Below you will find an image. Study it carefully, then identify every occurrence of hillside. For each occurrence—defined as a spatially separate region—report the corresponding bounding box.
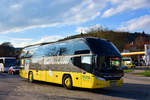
[61,30,150,52]
[0,42,22,57]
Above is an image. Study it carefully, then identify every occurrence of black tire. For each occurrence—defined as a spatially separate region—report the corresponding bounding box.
[28,72,34,83]
[62,75,73,89]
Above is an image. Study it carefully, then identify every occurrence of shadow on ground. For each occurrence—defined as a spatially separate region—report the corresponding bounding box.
[0,73,150,100]
[30,80,150,100]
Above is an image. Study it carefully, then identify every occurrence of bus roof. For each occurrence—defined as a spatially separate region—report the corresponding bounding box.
[23,37,121,57]
[24,37,107,48]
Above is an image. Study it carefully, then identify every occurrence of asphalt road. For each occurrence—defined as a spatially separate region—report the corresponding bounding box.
[0,73,150,100]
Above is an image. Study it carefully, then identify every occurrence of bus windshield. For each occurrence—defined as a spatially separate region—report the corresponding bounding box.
[86,38,121,57]
[97,56,121,72]
[4,59,16,67]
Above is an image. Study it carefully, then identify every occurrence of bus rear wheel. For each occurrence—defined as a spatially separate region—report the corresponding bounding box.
[28,72,34,83]
[63,75,73,89]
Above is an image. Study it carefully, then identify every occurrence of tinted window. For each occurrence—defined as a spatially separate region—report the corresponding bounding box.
[32,46,43,57]
[57,41,73,55]
[20,50,27,58]
[13,66,20,69]
[34,41,74,56]
[32,43,60,57]
[21,39,91,57]
[21,46,38,58]
[81,56,92,72]
[73,40,90,55]
[73,56,92,72]
[43,43,59,56]
[86,38,121,57]
[4,59,16,67]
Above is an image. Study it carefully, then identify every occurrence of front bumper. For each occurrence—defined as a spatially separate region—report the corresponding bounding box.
[92,77,123,89]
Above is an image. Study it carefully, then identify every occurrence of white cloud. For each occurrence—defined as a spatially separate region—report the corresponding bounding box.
[76,24,102,33]
[118,14,150,33]
[10,35,64,47]
[35,35,64,44]
[10,4,22,9]
[0,0,106,34]
[109,0,121,4]
[102,0,150,18]
[10,38,33,47]
[76,27,88,33]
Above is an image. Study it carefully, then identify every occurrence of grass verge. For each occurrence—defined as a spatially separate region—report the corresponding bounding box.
[135,70,150,77]
[123,69,134,73]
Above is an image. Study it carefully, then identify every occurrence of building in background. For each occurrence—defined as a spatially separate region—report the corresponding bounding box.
[145,44,150,66]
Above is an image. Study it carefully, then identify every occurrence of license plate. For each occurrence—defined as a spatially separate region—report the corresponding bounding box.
[110,81,116,86]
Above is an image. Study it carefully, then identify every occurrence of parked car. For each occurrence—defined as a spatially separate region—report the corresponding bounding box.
[122,57,135,68]
[121,65,128,69]
[8,66,20,75]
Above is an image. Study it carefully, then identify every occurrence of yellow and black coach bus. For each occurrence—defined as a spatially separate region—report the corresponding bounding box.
[19,37,124,89]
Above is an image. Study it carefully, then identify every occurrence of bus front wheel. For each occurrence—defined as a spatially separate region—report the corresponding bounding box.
[63,75,73,89]
[28,72,34,83]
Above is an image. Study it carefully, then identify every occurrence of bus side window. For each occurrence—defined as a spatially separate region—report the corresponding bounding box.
[72,56,92,72]
[81,56,92,72]
[57,41,73,56]
[73,40,90,55]
[72,56,81,67]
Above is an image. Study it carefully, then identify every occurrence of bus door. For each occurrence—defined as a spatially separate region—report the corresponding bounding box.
[39,67,46,81]
[73,55,93,88]
[38,57,46,81]
[81,56,93,88]
[24,59,30,78]
[31,57,41,80]
[34,65,40,80]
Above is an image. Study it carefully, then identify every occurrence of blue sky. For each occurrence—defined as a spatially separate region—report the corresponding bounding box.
[0,0,150,47]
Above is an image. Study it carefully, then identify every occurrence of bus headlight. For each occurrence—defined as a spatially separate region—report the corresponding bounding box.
[95,76,106,81]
